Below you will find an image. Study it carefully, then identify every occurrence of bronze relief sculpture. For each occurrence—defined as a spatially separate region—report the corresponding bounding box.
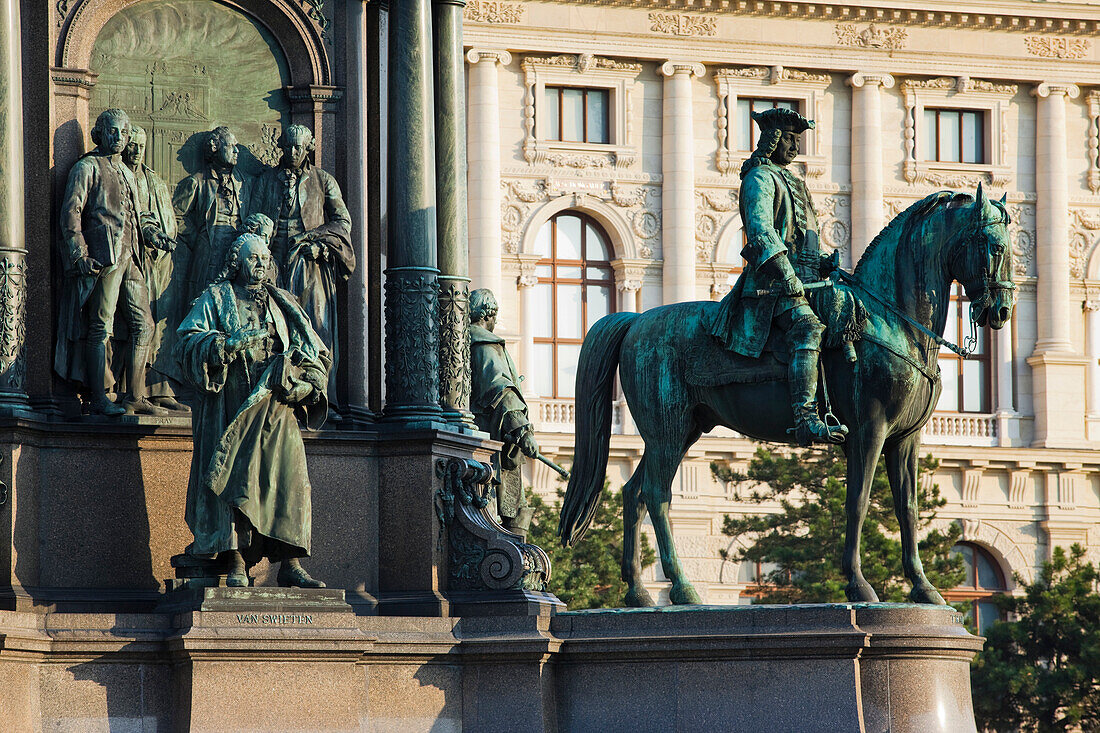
[55,108,174,416]
[248,125,354,423]
[559,109,1016,608]
[175,233,329,588]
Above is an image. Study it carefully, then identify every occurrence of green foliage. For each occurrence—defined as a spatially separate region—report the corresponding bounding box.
[528,483,656,610]
[715,445,963,604]
[971,544,1100,733]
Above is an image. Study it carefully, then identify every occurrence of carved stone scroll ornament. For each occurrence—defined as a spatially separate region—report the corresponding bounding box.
[435,457,551,592]
[464,1,525,24]
[649,12,717,37]
[835,23,908,51]
[1025,36,1091,59]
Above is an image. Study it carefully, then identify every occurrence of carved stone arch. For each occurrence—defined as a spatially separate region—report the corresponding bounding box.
[949,518,1034,589]
[58,0,331,87]
[1084,231,1100,280]
[519,194,638,260]
[718,535,755,585]
[713,212,743,266]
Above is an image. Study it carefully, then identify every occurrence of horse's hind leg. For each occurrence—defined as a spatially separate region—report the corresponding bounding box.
[621,471,655,607]
[843,425,887,602]
[885,434,946,605]
[639,441,703,605]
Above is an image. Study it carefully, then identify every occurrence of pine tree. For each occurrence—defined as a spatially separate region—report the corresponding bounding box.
[528,483,656,610]
[971,544,1100,733]
[714,445,964,604]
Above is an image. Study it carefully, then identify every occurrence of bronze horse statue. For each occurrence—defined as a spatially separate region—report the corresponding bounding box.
[559,186,1015,606]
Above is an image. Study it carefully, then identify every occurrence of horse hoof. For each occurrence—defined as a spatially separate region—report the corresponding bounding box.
[670,583,702,605]
[845,581,879,602]
[909,584,946,605]
[624,586,657,608]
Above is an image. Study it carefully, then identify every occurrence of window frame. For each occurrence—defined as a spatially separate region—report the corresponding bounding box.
[736,97,801,152]
[937,283,993,414]
[942,542,1008,634]
[543,85,611,145]
[532,212,616,398]
[922,107,987,164]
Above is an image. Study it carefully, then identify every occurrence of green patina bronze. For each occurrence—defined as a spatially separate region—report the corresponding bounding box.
[559,176,1016,607]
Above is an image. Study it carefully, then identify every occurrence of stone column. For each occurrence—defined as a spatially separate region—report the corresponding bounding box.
[0,0,29,415]
[848,72,894,263]
[660,62,704,305]
[433,0,475,431]
[466,49,511,297]
[1027,82,1088,447]
[288,85,344,173]
[1086,298,1100,440]
[612,258,646,314]
[995,328,1018,446]
[383,0,443,426]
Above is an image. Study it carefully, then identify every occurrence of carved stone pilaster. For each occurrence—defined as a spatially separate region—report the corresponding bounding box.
[383,268,443,423]
[435,457,553,594]
[438,276,474,427]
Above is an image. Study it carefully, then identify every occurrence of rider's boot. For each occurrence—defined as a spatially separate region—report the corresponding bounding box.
[788,347,848,445]
[503,506,535,542]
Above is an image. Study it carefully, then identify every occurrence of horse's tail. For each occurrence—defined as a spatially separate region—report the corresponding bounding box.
[559,311,638,547]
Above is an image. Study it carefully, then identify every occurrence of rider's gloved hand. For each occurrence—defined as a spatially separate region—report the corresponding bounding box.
[765,255,804,297]
[820,250,840,275]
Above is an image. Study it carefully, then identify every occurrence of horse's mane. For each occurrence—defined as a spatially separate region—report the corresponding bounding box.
[853,191,968,276]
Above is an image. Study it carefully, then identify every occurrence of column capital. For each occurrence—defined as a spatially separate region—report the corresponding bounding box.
[1034,82,1081,99]
[847,72,895,89]
[660,61,705,79]
[611,258,647,292]
[466,48,512,66]
[516,253,541,287]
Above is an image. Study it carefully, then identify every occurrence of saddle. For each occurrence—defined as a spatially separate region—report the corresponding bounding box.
[686,282,866,388]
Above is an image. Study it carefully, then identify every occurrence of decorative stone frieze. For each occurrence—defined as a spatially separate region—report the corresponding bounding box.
[1024,36,1091,59]
[1069,208,1100,279]
[834,22,908,51]
[714,66,830,178]
[464,0,525,24]
[649,12,717,37]
[815,194,852,264]
[521,54,643,170]
[899,76,1016,188]
[1008,203,1037,277]
[694,188,739,264]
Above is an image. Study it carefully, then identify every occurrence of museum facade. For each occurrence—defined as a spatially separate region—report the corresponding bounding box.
[459,0,1100,610]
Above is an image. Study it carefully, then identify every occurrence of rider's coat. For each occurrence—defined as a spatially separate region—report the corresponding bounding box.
[706,158,824,358]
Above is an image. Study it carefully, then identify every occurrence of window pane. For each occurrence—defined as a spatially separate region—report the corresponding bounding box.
[943,300,959,343]
[976,550,1003,590]
[562,88,584,142]
[587,285,611,331]
[938,360,959,411]
[532,343,554,396]
[535,264,552,278]
[534,221,552,258]
[556,284,584,339]
[555,215,583,259]
[532,283,553,338]
[544,88,560,141]
[557,344,581,398]
[977,601,1000,635]
[587,90,609,144]
[938,110,961,162]
[586,223,610,260]
[737,99,752,151]
[951,545,976,586]
[556,265,583,280]
[776,100,795,111]
[923,109,937,161]
[962,360,986,413]
[962,111,982,164]
[587,266,612,280]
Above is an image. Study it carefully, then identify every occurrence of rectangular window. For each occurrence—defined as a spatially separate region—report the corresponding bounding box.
[936,285,992,413]
[923,108,985,164]
[736,98,798,152]
[544,87,610,144]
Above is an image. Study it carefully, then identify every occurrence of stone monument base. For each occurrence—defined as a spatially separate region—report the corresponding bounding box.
[0,601,981,731]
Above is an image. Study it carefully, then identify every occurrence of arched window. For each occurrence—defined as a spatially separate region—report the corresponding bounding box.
[943,542,1008,633]
[531,212,615,398]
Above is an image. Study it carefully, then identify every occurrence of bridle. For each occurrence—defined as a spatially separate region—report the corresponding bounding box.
[950,200,1015,354]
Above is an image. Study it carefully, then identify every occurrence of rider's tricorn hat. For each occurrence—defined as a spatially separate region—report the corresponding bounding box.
[751,107,815,133]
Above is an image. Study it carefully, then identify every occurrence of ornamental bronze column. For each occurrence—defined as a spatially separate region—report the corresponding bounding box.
[383,0,443,426]
[432,0,476,431]
[0,0,30,416]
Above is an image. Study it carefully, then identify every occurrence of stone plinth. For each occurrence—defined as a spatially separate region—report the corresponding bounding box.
[165,587,372,733]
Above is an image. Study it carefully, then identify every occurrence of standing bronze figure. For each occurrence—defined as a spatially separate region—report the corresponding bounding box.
[559,112,1015,606]
[55,108,172,416]
[469,289,539,540]
[249,125,354,423]
[175,233,329,588]
[123,125,189,413]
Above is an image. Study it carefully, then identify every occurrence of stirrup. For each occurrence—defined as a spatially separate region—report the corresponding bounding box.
[788,417,849,446]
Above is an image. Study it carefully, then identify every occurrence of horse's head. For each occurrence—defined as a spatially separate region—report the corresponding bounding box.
[949,183,1015,330]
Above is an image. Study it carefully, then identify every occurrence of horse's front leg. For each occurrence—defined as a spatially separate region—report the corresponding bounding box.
[885,434,946,605]
[843,426,887,602]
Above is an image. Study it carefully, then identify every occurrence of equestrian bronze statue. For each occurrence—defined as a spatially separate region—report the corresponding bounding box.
[559,110,1015,608]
